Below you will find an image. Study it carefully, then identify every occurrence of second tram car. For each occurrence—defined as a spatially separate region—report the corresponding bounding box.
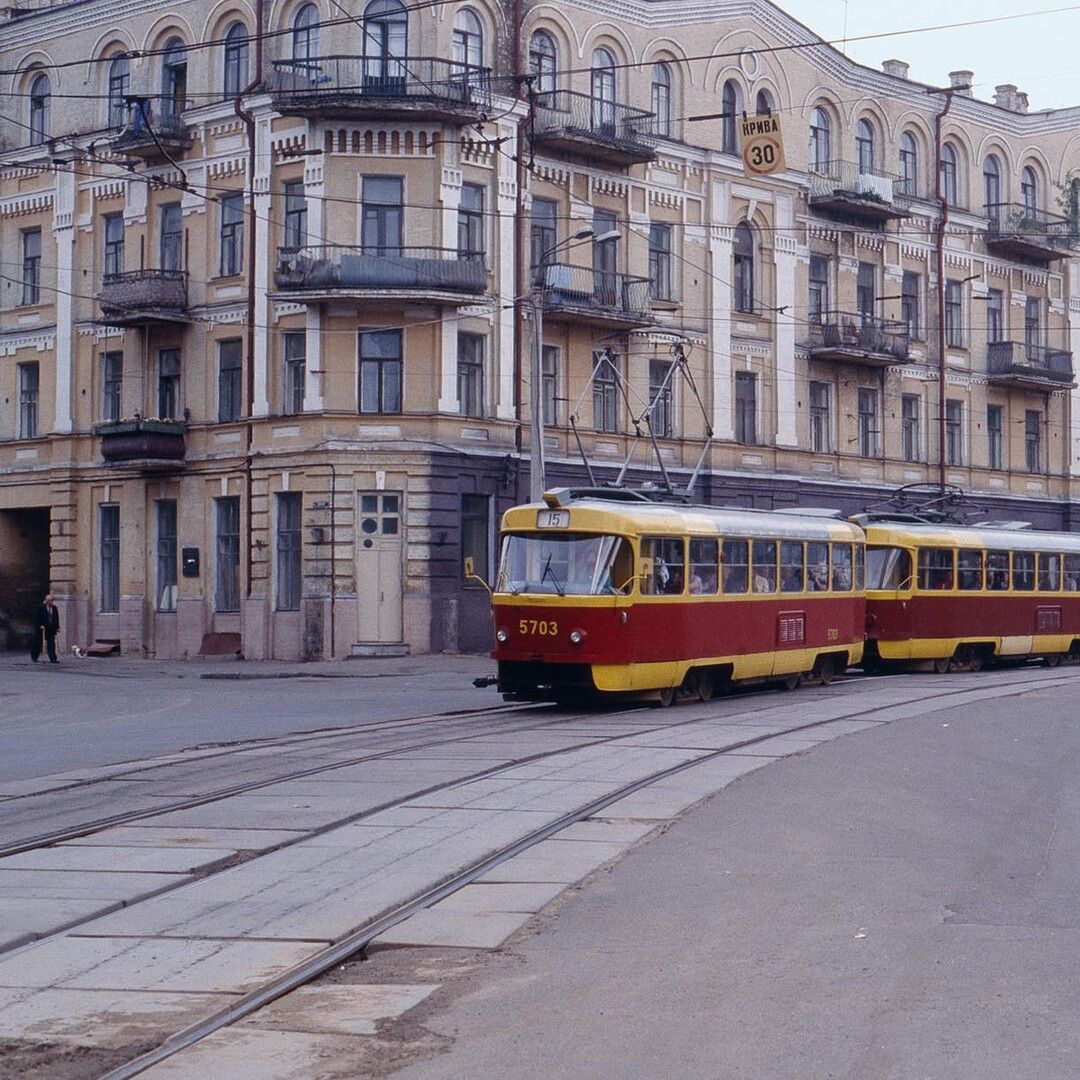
[491,490,866,703]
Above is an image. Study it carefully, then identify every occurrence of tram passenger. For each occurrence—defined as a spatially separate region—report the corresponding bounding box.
[809,563,829,591]
[988,569,1008,591]
[688,573,704,594]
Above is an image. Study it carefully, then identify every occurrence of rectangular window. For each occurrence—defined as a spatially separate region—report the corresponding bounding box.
[457,332,485,418]
[957,549,983,591]
[649,359,674,439]
[99,504,120,613]
[901,271,920,339]
[461,493,490,584]
[359,329,403,414]
[103,213,124,278]
[457,183,485,262]
[918,547,954,591]
[283,332,305,415]
[808,254,830,321]
[856,262,876,321]
[986,289,1004,343]
[642,537,686,595]
[1065,554,1080,591]
[1012,551,1035,591]
[648,223,673,300]
[219,193,244,276]
[17,362,39,439]
[780,541,805,593]
[542,345,559,426]
[857,387,879,457]
[945,279,964,347]
[21,229,41,305]
[215,496,241,612]
[1025,410,1042,472]
[987,550,1010,591]
[1025,295,1042,352]
[721,539,749,594]
[218,339,242,422]
[807,542,830,591]
[735,371,756,446]
[276,492,302,611]
[689,539,719,594]
[831,543,853,591]
[530,197,558,272]
[158,348,180,420]
[361,176,403,255]
[159,203,182,271]
[945,399,963,466]
[156,499,178,612]
[752,540,777,594]
[809,381,831,453]
[101,351,123,422]
[593,350,619,433]
[283,181,307,250]
[901,393,921,462]
[987,405,1004,470]
[1038,553,1062,592]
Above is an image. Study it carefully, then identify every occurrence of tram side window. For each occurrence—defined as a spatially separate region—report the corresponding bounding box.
[1038,553,1062,592]
[1065,554,1080,591]
[1012,551,1035,591]
[831,544,852,591]
[957,550,983,591]
[854,545,865,591]
[780,541,804,593]
[641,537,686,595]
[866,546,912,590]
[918,548,954,590]
[721,539,749,594]
[752,540,777,594]
[689,538,719,595]
[807,541,830,591]
[987,550,1009,591]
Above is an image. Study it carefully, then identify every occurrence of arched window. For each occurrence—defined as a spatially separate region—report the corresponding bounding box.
[161,38,188,122]
[363,0,407,85]
[651,62,671,137]
[733,221,754,313]
[856,118,875,174]
[107,55,130,129]
[28,73,50,145]
[721,79,740,154]
[528,30,557,101]
[292,4,319,66]
[983,154,1002,219]
[1021,166,1038,215]
[899,131,918,195]
[223,22,249,96]
[453,8,483,70]
[809,106,830,172]
[940,142,959,207]
[755,88,774,115]
[590,48,616,133]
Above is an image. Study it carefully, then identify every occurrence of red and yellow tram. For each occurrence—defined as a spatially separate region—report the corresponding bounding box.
[862,518,1080,671]
[490,489,866,703]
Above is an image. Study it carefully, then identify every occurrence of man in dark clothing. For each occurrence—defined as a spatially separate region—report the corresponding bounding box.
[31,594,60,664]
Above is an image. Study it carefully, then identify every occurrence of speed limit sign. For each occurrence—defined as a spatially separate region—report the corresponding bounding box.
[740,113,786,177]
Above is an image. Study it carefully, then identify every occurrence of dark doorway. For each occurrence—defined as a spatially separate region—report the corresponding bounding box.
[0,508,50,649]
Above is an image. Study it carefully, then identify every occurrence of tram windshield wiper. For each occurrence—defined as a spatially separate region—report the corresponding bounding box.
[540,554,566,597]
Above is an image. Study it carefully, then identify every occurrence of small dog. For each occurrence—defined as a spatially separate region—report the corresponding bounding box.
[71,645,85,658]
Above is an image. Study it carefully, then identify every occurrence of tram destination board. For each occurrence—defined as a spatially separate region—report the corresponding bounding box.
[740,113,785,176]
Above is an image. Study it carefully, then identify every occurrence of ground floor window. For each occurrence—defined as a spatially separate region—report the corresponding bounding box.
[156,499,178,612]
[276,492,302,611]
[461,493,490,583]
[100,504,120,612]
[215,496,240,612]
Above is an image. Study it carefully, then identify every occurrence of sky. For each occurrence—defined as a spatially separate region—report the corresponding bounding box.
[777,1,1080,111]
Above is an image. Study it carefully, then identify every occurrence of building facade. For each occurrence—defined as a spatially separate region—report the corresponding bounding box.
[2,0,1080,658]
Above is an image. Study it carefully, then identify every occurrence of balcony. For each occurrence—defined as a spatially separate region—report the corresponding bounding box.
[94,419,186,469]
[97,270,189,326]
[109,97,192,160]
[532,90,658,167]
[269,56,491,124]
[536,264,653,330]
[805,311,910,367]
[987,340,1075,389]
[273,246,487,303]
[808,161,913,224]
[985,204,1075,263]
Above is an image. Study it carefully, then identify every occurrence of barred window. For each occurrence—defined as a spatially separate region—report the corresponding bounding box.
[276,492,302,611]
[156,499,178,612]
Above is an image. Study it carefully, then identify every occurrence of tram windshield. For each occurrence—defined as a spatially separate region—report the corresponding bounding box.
[496,532,634,596]
[866,545,913,590]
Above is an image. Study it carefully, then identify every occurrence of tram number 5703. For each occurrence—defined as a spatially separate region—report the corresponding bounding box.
[519,619,559,637]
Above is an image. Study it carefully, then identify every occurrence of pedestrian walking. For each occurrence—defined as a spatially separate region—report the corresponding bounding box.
[31,593,61,664]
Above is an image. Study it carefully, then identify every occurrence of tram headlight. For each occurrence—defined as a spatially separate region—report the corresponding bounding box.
[569,629,585,645]
[496,627,509,644]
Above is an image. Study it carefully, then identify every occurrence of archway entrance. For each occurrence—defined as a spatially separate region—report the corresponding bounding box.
[0,508,50,649]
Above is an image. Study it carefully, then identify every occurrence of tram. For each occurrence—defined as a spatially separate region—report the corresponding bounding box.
[861,517,1080,671]
[489,488,866,704]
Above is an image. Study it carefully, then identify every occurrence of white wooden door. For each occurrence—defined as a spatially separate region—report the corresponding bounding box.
[356,492,403,642]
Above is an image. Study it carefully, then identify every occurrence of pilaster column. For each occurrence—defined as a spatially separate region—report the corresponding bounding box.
[773,194,798,447]
[708,178,735,440]
[1067,268,1080,476]
[52,166,75,432]
[252,116,272,418]
[495,120,517,420]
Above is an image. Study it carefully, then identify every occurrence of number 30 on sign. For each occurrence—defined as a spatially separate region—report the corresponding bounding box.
[740,113,785,177]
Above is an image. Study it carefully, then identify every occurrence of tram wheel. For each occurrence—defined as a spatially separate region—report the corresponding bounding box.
[814,656,835,686]
[656,687,677,708]
[694,672,715,702]
[933,658,952,674]
[1043,653,1063,668]
[781,673,802,692]
[967,650,984,673]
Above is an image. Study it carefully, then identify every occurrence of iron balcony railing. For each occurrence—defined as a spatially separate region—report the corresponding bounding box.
[533,89,658,153]
[275,246,487,294]
[987,340,1074,383]
[808,160,914,213]
[270,55,492,113]
[805,310,910,362]
[535,263,652,322]
[985,203,1075,254]
[94,419,186,465]
[98,269,188,320]
[111,96,191,146]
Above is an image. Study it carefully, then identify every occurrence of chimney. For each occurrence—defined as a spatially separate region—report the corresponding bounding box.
[949,70,974,97]
[882,59,909,79]
[994,84,1029,113]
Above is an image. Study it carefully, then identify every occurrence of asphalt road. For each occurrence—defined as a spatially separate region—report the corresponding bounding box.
[398,678,1080,1080]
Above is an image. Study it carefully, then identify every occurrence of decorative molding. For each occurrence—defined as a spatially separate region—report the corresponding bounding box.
[0,331,55,354]
[0,191,53,218]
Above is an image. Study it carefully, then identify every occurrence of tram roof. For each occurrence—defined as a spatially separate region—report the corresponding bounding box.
[865,519,1080,553]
